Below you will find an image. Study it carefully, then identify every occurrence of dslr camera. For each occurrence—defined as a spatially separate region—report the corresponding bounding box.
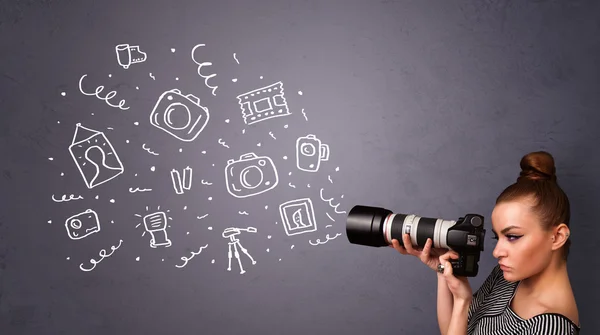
[346,205,486,277]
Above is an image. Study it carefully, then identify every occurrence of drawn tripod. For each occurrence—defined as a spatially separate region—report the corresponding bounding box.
[222,227,257,274]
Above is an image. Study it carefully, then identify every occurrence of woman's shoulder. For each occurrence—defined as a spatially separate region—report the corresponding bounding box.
[525,312,581,334]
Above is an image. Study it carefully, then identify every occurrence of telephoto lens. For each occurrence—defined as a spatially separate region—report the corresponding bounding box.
[346,205,486,277]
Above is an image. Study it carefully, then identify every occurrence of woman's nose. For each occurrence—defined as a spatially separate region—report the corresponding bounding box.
[492,242,504,259]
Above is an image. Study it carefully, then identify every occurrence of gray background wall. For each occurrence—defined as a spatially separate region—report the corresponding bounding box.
[1,0,599,334]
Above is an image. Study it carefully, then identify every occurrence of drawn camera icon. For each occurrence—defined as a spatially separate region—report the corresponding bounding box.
[65,209,101,240]
[225,152,279,198]
[150,89,210,142]
[296,134,329,172]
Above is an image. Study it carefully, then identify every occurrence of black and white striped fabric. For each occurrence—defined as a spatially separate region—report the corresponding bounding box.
[467,265,581,335]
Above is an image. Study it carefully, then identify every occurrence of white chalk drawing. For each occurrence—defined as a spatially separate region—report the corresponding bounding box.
[150,89,210,142]
[288,182,296,188]
[225,153,278,198]
[69,123,124,189]
[217,138,230,148]
[279,198,317,236]
[233,53,240,64]
[269,131,276,140]
[65,209,101,240]
[236,81,291,125]
[326,213,335,222]
[79,239,123,272]
[149,73,156,80]
[328,175,333,183]
[238,211,249,215]
[319,188,346,214]
[301,108,308,121]
[222,227,257,274]
[309,233,341,246]
[201,180,212,185]
[142,143,159,155]
[78,74,130,110]
[171,166,193,194]
[115,44,147,69]
[52,194,83,202]
[197,214,209,220]
[129,187,152,193]
[191,44,218,96]
[296,134,329,173]
[175,244,208,268]
[134,206,172,248]
[325,225,333,228]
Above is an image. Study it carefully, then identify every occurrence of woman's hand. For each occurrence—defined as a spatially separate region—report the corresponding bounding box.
[390,233,450,272]
[439,251,473,302]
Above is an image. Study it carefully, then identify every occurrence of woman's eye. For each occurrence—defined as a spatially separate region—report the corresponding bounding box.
[506,235,522,241]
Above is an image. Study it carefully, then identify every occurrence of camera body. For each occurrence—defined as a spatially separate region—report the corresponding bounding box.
[346,205,486,277]
[65,209,101,240]
[150,89,210,142]
[225,152,279,198]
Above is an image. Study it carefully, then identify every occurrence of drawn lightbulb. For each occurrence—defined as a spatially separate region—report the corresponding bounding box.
[134,206,173,248]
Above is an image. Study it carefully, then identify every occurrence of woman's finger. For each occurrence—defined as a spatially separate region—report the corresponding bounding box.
[402,233,416,255]
[420,238,432,261]
[390,239,408,255]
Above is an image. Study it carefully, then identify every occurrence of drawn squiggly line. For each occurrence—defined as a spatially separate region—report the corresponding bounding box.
[328,175,333,184]
[175,244,209,268]
[142,143,159,155]
[218,138,229,148]
[191,44,218,96]
[201,180,213,185]
[269,131,276,140]
[129,187,152,193]
[197,214,209,220]
[289,182,296,188]
[52,194,83,203]
[319,188,346,214]
[302,108,307,121]
[233,53,240,64]
[80,239,123,272]
[325,225,333,228]
[107,127,114,130]
[78,74,130,110]
[149,73,155,80]
[238,211,249,215]
[326,213,335,222]
[309,233,341,246]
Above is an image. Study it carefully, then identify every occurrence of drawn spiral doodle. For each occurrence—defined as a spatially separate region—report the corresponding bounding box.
[191,43,218,96]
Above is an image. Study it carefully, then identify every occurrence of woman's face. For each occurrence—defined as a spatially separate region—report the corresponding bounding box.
[491,199,554,282]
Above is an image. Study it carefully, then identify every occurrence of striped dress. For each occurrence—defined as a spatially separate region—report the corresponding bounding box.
[467,265,581,335]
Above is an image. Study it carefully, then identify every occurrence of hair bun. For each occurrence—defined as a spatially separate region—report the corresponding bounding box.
[517,151,557,182]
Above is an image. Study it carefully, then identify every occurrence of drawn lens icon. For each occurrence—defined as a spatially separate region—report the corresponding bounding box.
[301,143,315,156]
[70,219,82,229]
[165,103,191,130]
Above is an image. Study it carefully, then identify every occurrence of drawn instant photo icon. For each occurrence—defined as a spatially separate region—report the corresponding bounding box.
[65,209,101,240]
[279,198,317,236]
[225,153,278,198]
[236,81,291,125]
[69,123,124,189]
[150,89,210,142]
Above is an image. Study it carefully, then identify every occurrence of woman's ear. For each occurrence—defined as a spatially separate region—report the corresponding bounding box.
[551,223,570,250]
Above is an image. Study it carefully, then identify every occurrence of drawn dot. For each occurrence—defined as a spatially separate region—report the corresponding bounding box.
[91,113,95,115]
[307,184,311,188]
[279,258,282,261]
[267,235,272,239]
[242,129,246,134]
[57,121,60,124]
[201,150,206,154]
[48,157,54,161]
[232,78,238,82]
[260,76,263,79]
[275,221,279,225]
[136,257,140,261]
[288,172,292,176]
[47,220,52,224]
[179,148,183,152]
[60,172,64,176]
[208,226,213,230]
[111,220,114,224]
[175,77,179,81]
[225,119,230,123]
[151,166,155,171]
[61,92,66,96]
[95,195,99,200]
[186,232,190,235]
[134,122,139,126]
[257,143,261,147]
[66,257,70,260]
[183,206,187,210]
[126,140,130,143]
[136,86,139,90]
[208,197,212,201]
[162,259,165,262]
[283,156,288,160]
[211,259,215,264]
[266,248,270,252]
[291,245,295,249]
[298,91,303,95]
[284,124,288,129]
[135,173,138,177]
[110,199,115,203]
[212,163,215,167]
[336,167,340,171]
[341,194,344,198]
[171,48,176,53]
[108,74,112,78]
[265,205,268,210]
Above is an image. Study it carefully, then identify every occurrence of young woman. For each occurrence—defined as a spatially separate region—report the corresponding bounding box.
[391,151,580,335]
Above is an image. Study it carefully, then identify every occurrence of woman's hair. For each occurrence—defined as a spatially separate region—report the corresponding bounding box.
[495,151,571,260]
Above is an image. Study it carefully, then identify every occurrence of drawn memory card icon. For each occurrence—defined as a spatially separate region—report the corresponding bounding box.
[279,198,317,236]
